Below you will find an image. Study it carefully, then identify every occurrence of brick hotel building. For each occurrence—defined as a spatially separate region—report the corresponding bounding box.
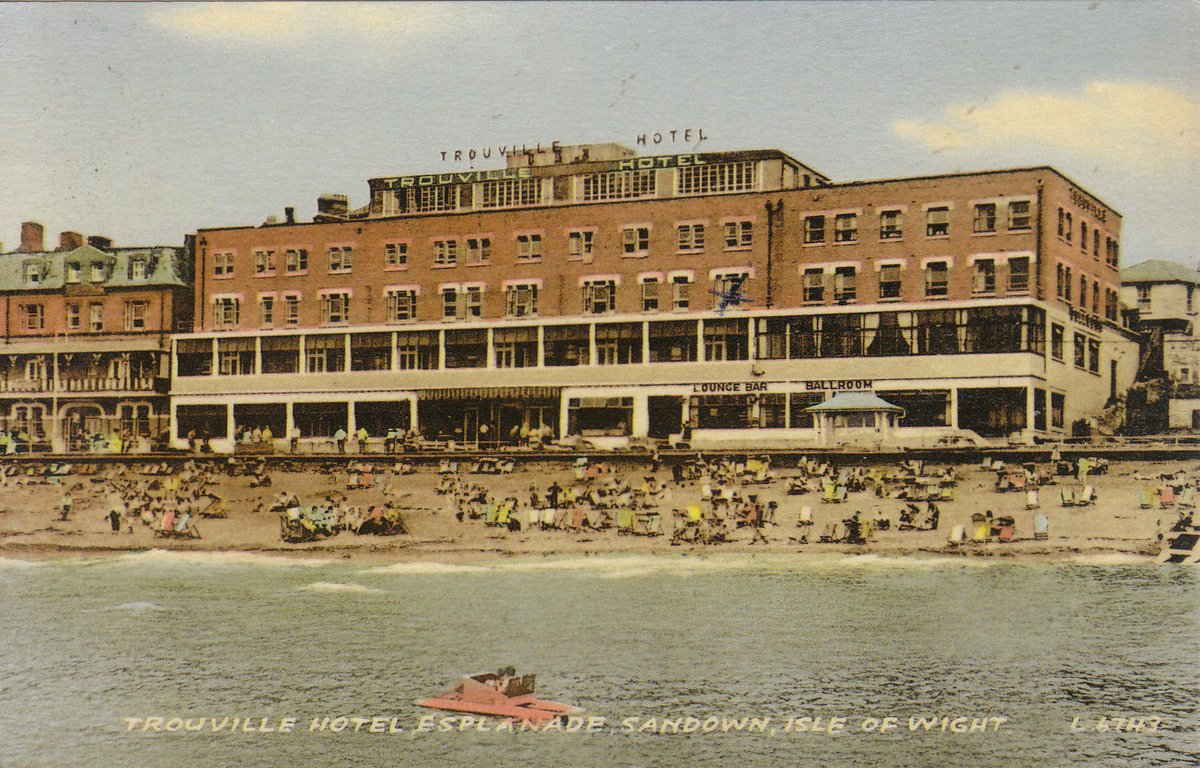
[0,223,192,451]
[170,142,1138,451]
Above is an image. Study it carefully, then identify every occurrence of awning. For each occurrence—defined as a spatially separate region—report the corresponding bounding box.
[421,386,562,401]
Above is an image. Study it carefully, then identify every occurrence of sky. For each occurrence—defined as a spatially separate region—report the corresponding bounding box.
[0,1,1196,268]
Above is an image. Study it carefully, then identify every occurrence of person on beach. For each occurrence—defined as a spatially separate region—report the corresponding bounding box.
[107,508,122,534]
[289,426,301,454]
[334,427,347,453]
[59,490,73,521]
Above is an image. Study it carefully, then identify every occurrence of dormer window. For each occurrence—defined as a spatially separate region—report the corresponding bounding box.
[65,262,81,283]
[128,259,146,281]
[90,261,106,282]
[22,261,44,285]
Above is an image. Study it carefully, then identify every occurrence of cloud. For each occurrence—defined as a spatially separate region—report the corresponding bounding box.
[893,82,1200,173]
[146,2,446,45]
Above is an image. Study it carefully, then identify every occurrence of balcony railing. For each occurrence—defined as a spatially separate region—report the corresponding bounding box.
[0,376,156,393]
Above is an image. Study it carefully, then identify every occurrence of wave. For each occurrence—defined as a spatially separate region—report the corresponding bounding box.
[0,556,48,569]
[100,601,170,612]
[112,550,336,568]
[298,581,386,595]
[360,561,492,576]
[1066,553,1157,566]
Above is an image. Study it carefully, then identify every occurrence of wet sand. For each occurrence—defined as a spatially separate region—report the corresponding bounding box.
[0,458,1184,563]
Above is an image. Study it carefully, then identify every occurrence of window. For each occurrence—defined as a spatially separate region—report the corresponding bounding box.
[926,207,950,237]
[433,239,458,266]
[973,203,997,233]
[834,213,857,243]
[1080,222,1088,251]
[284,295,300,325]
[442,286,483,320]
[285,249,308,273]
[804,215,826,244]
[1136,285,1150,310]
[214,253,234,276]
[1051,392,1065,429]
[581,170,656,201]
[328,246,352,273]
[1057,208,1065,238]
[1051,324,1064,361]
[464,237,491,264]
[23,262,43,285]
[253,250,275,274]
[385,243,408,268]
[385,289,417,322]
[1092,282,1100,314]
[832,267,856,303]
[723,220,753,249]
[879,264,901,299]
[1088,338,1100,374]
[641,278,660,312]
[879,210,902,239]
[714,273,751,308]
[583,280,617,314]
[1092,229,1100,260]
[1064,267,1073,302]
[1079,275,1087,309]
[87,302,103,332]
[481,177,541,208]
[413,184,459,213]
[676,161,756,195]
[320,292,350,324]
[22,303,44,331]
[972,259,996,294]
[1064,212,1073,242]
[504,283,538,317]
[567,230,595,260]
[259,296,274,326]
[213,297,240,327]
[1008,257,1030,292]
[1073,333,1086,369]
[622,227,650,255]
[123,300,148,331]
[1008,200,1031,230]
[803,268,825,302]
[677,223,705,252]
[516,234,542,261]
[1056,264,1064,298]
[671,275,692,310]
[129,259,147,280]
[65,262,81,283]
[66,304,81,331]
[924,261,949,296]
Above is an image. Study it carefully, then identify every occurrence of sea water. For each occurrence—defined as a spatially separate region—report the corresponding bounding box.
[1,553,1196,767]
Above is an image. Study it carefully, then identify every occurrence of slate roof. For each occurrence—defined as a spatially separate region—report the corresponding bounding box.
[0,244,190,291]
[1121,259,1199,285]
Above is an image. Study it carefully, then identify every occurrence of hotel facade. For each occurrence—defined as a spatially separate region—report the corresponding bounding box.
[0,223,192,452]
[170,143,1139,452]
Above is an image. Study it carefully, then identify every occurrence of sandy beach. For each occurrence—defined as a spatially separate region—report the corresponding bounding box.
[0,455,1185,564]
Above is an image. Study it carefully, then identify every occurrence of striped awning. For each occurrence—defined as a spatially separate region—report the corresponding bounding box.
[422,386,562,401]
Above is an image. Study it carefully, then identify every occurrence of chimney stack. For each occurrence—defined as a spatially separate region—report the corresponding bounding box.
[58,231,83,251]
[317,194,348,217]
[87,235,113,250]
[285,206,295,224]
[19,222,44,253]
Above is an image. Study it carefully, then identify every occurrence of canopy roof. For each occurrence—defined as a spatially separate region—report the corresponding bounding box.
[803,392,903,413]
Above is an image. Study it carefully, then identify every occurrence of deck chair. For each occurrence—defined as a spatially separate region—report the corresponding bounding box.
[1138,488,1154,509]
[615,508,635,534]
[1159,487,1177,508]
[1011,474,1027,491]
[525,508,540,529]
[1033,513,1049,540]
[1060,488,1075,507]
[686,504,703,524]
[346,474,361,490]
[798,505,813,526]
[360,473,375,489]
[496,503,512,527]
[637,512,664,536]
[998,524,1015,542]
[832,486,848,503]
[570,507,588,530]
[1178,486,1196,509]
[540,509,558,529]
[1077,485,1095,506]
[1025,489,1039,510]
[483,503,498,525]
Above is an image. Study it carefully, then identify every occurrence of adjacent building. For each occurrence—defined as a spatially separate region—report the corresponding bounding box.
[171,143,1139,452]
[1120,259,1200,430]
[0,222,192,451]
